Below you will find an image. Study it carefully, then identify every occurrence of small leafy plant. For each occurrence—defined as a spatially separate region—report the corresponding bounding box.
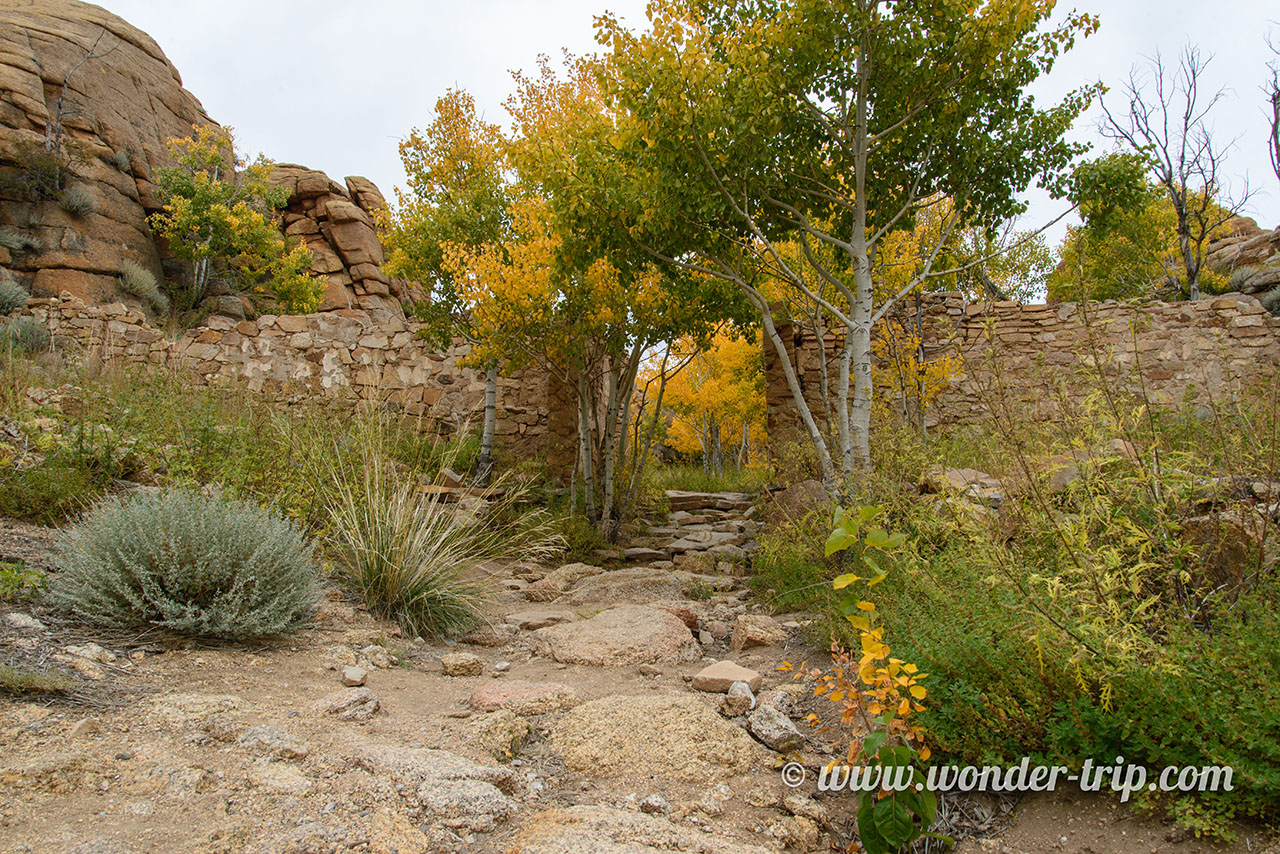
[784,505,948,854]
[0,561,44,602]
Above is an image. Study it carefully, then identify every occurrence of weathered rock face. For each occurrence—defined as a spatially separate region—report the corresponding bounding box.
[1206,216,1280,297]
[0,1,410,322]
[0,0,213,303]
[270,164,418,320]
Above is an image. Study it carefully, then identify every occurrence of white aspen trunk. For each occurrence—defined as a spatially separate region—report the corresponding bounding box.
[600,369,620,531]
[847,42,875,474]
[759,300,837,486]
[836,327,856,477]
[576,367,597,520]
[476,366,498,486]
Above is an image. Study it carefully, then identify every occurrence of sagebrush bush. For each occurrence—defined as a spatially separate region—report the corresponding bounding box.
[58,184,96,218]
[118,260,169,313]
[0,278,27,315]
[1262,288,1280,317]
[51,489,322,640]
[0,227,41,253]
[1,317,49,354]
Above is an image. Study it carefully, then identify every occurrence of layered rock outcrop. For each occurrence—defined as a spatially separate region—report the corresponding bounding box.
[1206,216,1280,297]
[270,165,419,320]
[0,0,213,303]
[0,0,409,321]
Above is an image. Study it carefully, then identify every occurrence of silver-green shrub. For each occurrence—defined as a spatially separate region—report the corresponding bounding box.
[0,317,49,353]
[0,278,27,315]
[59,184,97,218]
[118,260,169,313]
[1263,288,1280,317]
[51,489,322,640]
[0,227,40,253]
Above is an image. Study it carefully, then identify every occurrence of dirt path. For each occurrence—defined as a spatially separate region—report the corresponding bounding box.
[1,499,1273,853]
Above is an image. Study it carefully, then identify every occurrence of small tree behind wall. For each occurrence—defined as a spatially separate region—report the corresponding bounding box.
[149,125,319,317]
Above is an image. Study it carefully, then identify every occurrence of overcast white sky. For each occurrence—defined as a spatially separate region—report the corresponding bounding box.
[97,0,1280,240]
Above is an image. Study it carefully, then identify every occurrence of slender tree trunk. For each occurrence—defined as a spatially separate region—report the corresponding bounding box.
[812,311,836,450]
[621,349,673,522]
[759,299,837,486]
[1179,228,1200,300]
[847,46,875,475]
[836,325,855,476]
[710,418,723,477]
[599,369,620,530]
[476,365,498,486]
[576,366,597,521]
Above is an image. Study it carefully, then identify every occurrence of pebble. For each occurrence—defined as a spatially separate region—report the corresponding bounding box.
[341,665,368,687]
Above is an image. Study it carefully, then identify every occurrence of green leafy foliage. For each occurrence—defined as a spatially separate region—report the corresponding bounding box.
[149,124,319,315]
[1049,183,1232,302]
[50,489,321,640]
[0,561,44,602]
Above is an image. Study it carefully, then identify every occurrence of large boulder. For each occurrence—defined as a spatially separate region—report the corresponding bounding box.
[1205,216,1280,296]
[532,605,699,666]
[551,694,767,783]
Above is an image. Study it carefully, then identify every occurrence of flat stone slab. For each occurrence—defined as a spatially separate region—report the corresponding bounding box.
[353,743,515,832]
[692,660,763,693]
[562,568,683,605]
[510,805,772,854]
[665,490,754,512]
[731,614,787,651]
[470,680,580,716]
[533,605,699,666]
[623,546,668,562]
[667,530,740,553]
[505,608,577,631]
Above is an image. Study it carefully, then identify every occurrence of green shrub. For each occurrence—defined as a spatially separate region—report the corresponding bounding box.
[0,454,103,524]
[0,561,45,601]
[0,317,50,354]
[0,227,41,254]
[0,665,72,697]
[749,511,835,613]
[0,278,27,315]
[0,138,66,201]
[50,489,322,640]
[118,260,169,313]
[58,184,96,218]
[327,438,561,638]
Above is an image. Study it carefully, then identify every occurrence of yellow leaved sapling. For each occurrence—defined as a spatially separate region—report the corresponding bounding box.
[781,505,948,854]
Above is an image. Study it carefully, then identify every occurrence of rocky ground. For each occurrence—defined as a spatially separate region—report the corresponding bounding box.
[0,493,1274,854]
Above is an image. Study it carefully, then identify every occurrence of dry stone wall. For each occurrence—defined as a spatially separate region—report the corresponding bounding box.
[766,292,1280,449]
[18,295,564,465]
